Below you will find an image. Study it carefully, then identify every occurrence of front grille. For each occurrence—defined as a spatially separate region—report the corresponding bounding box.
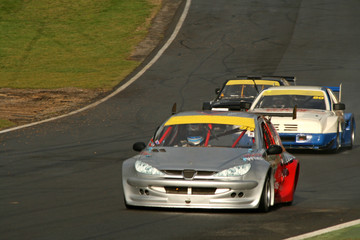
[165,187,217,195]
[192,187,216,195]
[165,187,188,194]
[163,170,215,177]
[163,170,182,175]
[280,136,296,142]
[183,169,196,179]
[196,171,216,176]
[274,124,298,132]
[284,124,298,131]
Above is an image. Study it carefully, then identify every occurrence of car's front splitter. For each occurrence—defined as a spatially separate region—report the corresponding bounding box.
[279,132,337,150]
[123,177,263,209]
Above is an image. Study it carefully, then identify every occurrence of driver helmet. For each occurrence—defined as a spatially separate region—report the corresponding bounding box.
[187,136,204,145]
[186,124,205,146]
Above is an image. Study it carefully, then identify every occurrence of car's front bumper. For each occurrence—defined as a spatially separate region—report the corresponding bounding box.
[123,177,263,209]
[279,132,337,150]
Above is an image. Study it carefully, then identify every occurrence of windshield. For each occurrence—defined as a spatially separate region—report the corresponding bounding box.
[153,123,255,148]
[219,83,277,100]
[219,85,258,100]
[255,94,326,110]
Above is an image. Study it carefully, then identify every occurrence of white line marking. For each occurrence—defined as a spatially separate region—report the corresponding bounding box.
[0,0,192,135]
[283,219,360,240]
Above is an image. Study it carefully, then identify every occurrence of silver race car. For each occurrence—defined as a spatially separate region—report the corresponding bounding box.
[122,111,299,212]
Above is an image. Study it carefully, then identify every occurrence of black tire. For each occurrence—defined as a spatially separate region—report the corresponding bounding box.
[258,175,271,212]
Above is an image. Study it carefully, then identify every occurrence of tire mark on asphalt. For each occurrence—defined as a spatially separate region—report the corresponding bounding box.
[177,34,227,111]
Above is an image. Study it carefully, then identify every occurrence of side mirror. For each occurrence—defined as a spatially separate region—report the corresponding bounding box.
[215,88,221,94]
[333,103,345,110]
[266,145,283,155]
[202,101,212,110]
[133,142,146,152]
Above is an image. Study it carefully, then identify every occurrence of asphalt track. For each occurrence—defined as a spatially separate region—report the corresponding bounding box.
[1,1,360,239]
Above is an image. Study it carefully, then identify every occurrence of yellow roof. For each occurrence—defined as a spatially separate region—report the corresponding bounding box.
[164,115,255,130]
[262,89,324,97]
[226,80,280,86]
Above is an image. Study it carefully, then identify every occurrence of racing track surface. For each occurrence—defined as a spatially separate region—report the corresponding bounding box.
[1,1,360,239]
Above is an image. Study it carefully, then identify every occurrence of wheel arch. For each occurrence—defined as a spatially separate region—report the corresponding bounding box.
[343,113,356,147]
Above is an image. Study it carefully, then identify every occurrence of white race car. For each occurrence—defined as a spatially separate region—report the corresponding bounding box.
[249,85,355,151]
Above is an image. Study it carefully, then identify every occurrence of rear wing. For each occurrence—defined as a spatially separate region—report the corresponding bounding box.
[234,75,296,85]
[260,76,297,85]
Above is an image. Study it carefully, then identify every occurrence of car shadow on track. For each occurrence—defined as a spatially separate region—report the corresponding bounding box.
[287,146,357,155]
[123,203,292,214]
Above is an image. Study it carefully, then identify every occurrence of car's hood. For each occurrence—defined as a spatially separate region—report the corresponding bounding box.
[251,108,333,120]
[251,108,338,133]
[137,147,262,171]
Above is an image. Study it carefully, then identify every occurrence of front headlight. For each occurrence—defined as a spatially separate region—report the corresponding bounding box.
[296,134,313,142]
[214,163,251,177]
[135,160,164,176]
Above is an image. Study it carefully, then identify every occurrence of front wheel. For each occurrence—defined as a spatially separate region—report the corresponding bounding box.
[258,176,271,212]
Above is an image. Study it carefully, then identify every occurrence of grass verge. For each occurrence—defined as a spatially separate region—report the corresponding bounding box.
[0,0,162,129]
[305,224,360,240]
[0,119,16,129]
